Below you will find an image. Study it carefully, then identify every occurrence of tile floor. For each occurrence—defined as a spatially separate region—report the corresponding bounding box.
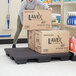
[0,43,76,76]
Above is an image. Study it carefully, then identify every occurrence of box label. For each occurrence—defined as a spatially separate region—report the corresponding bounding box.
[28,12,43,21]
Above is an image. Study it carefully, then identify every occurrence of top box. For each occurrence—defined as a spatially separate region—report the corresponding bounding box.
[23,10,52,30]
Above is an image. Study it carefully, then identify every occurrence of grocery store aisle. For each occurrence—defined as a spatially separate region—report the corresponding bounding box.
[0,44,76,76]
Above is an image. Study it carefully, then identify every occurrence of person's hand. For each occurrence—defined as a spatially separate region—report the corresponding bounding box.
[48,8,52,11]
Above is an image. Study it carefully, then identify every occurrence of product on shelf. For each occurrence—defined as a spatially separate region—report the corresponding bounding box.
[54,0,60,2]
[67,12,76,26]
[40,0,51,3]
[57,15,61,23]
[69,36,76,52]
[40,0,60,4]
[73,38,76,52]
[69,37,74,51]
[45,0,51,3]
[64,0,76,2]
[52,14,57,22]
[52,13,61,23]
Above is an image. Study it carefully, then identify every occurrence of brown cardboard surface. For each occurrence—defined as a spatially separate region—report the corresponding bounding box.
[28,31,35,50]
[23,10,52,30]
[35,30,69,54]
[35,31,42,53]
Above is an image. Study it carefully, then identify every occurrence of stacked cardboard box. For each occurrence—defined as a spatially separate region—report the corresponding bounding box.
[28,30,35,50]
[35,30,69,54]
[23,10,69,54]
[23,10,52,30]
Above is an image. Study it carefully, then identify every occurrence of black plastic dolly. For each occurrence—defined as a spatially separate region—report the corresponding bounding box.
[70,52,76,61]
[5,48,71,64]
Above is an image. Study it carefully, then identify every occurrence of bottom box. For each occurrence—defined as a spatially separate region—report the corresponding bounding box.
[35,30,69,54]
[28,30,35,50]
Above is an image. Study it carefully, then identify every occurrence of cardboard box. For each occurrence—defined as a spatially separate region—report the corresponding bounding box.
[23,10,52,30]
[28,30,35,50]
[35,30,69,54]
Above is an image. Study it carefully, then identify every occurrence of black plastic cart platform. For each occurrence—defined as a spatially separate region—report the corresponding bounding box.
[5,48,71,64]
[70,52,76,61]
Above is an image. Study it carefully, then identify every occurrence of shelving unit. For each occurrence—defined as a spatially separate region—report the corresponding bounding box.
[0,36,26,39]
[64,1,76,4]
[61,0,76,37]
[37,2,61,27]
[48,2,61,6]
[64,25,76,29]
[47,0,62,27]
[52,21,61,26]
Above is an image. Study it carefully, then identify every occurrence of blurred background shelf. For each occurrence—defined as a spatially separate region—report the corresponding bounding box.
[62,0,76,37]
[52,22,60,26]
[48,2,61,6]
[64,25,76,29]
[0,35,26,39]
[64,1,76,4]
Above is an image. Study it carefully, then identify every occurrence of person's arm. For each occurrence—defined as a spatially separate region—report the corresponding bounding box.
[19,0,27,24]
[37,0,49,10]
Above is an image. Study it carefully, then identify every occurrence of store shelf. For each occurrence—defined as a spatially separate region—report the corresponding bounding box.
[48,2,61,6]
[64,25,76,29]
[64,1,76,5]
[0,36,26,39]
[52,22,60,26]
